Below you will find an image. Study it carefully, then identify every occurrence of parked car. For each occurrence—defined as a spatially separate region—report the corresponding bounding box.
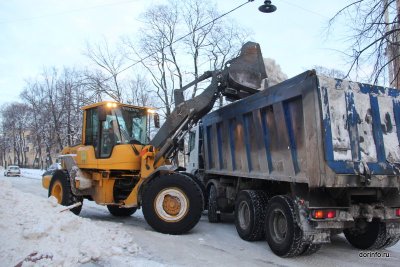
[42,163,61,177]
[4,165,21,177]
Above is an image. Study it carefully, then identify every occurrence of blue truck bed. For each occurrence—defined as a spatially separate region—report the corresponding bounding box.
[201,70,400,188]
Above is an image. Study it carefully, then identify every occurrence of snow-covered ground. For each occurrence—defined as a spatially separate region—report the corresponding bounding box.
[0,169,399,266]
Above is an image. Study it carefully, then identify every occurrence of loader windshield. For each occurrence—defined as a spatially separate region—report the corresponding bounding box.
[112,106,147,145]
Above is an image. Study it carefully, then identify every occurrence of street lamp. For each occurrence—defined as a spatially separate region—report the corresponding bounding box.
[259,0,277,13]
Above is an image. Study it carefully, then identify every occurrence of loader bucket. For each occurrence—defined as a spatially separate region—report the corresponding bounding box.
[223,42,267,100]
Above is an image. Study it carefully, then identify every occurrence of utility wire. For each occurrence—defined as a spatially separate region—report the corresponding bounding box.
[101,0,254,82]
[279,0,330,19]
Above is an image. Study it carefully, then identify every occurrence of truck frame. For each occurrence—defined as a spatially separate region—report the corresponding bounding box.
[187,70,400,256]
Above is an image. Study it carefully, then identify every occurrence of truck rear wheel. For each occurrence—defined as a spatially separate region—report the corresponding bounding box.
[300,243,322,256]
[107,205,137,217]
[235,190,269,241]
[48,173,83,215]
[142,173,204,235]
[265,195,306,257]
[344,219,400,250]
[208,184,220,223]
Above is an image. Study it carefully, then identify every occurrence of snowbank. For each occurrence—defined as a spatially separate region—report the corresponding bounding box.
[20,168,45,180]
[0,180,163,267]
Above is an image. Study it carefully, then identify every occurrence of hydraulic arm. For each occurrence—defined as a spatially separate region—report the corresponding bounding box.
[150,41,268,164]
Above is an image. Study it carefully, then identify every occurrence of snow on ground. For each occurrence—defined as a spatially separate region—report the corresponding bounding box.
[20,168,45,180]
[0,179,162,267]
[1,169,400,267]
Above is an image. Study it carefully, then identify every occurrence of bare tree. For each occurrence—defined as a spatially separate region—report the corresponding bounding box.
[18,67,91,168]
[182,0,217,97]
[330,0,400,87]
[20,80,47,168]
[124,2,181,116]
[126,74,153,107]
[1,103,30,166]
[84,38,127,101]
[124,0,251,117]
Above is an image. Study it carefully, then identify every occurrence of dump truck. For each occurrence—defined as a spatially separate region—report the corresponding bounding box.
[42,42,267,235]
[187,70,400,256]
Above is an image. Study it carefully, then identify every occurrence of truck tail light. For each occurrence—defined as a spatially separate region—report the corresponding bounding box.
[311,210,336,219]
[396,208,400,217]
[326,210,336,219]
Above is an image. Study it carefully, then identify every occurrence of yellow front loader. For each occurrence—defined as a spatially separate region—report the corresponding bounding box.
[42,42,267,234]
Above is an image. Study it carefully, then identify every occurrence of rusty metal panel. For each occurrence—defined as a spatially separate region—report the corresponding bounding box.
[318,76,400,180]
[201,70,400,186]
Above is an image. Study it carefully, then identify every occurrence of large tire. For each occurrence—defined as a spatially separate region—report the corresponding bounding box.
[344,219,400,250]
[48,173,83,215]
[300,243,322,256]
[208,184,221,223]
[141,173,204,235]
[265,195,306,257]
[181,172,207,209]
[107,205,137,217]
[234,190,269,241]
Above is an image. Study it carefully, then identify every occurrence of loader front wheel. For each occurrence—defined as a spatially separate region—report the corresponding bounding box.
[107,205,137,217]
[48,173,83,215]
[142,173,204,235]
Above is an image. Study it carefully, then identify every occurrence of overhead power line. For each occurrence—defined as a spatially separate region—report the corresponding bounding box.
[280,0,330,19]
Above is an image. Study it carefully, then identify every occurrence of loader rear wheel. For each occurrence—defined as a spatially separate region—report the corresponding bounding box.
[265,195,306,257]
[107,205,137,217]
[234,190,269,241]
[48,173,83,215]
[142,173,204,235]
[208,184,220,223]
[344,219,400,250]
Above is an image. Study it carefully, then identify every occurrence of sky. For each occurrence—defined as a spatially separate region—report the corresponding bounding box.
[0,0,351,107]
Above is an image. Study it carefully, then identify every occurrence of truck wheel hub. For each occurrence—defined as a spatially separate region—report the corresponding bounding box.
[238,201,251,229]
[162,194,181,216]
[272,209,287,243]
[154,188,189,222]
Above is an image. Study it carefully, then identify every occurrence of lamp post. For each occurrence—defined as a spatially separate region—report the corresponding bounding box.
[258,1,277,13]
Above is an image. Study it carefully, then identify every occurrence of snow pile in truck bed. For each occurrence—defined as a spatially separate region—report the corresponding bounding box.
[0,180,161,267]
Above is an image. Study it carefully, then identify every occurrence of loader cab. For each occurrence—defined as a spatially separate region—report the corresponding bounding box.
[82,102,149,159]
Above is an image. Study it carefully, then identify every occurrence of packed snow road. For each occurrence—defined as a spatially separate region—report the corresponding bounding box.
[1,169,399,266]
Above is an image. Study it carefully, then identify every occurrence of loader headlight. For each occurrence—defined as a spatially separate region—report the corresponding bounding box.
[106,102,118,108]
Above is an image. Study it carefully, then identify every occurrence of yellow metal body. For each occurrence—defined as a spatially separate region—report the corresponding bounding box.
[73,144,143,170]
[44,101,161,208]
[42,175,51,189]
[51,180,63,203]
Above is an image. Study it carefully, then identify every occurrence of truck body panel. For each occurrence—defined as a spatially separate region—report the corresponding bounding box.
[200,71,400,189]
